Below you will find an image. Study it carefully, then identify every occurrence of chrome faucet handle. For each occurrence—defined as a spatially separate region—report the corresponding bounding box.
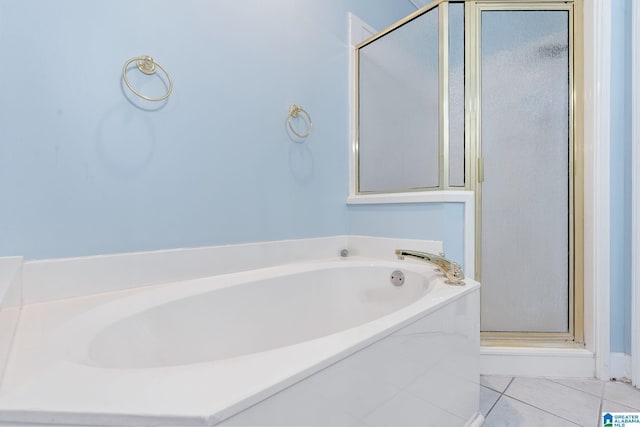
[444,261,465,285]
[395,249,465,286]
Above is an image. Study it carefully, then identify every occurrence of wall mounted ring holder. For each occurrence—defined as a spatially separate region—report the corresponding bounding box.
[122,55,173,102]
[288,104,313,139]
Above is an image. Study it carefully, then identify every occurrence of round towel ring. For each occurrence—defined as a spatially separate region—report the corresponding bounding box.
[288,104,312,138]
[122,55,173,102]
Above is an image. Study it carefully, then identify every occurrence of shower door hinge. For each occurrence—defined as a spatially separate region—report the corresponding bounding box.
[478,157,484,183]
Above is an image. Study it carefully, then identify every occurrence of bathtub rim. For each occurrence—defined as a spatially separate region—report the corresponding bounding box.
[0,257,480,426]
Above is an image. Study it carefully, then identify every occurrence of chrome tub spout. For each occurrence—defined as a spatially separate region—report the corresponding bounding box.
[395,249,465,285]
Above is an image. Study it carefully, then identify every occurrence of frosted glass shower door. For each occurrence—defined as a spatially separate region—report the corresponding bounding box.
[479,10,570,333]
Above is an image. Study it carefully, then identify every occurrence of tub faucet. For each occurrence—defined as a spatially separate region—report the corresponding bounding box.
[395,249,465,285]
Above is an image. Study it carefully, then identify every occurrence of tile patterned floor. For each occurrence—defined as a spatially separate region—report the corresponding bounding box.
[481,375,640,427]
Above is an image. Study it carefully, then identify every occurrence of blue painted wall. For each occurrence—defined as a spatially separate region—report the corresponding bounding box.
[348,203,465,268]
[0,0,413,259]
[610,0,632,354]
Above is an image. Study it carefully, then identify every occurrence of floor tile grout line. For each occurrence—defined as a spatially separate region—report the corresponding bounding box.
[481,376,515,394]
[484,376,515,418]
[547,378,640,412]
[501,392,585,426]
[598,396,604,427]
[601,396,640,412]
[483,376,640,426]
[547,377,606,399]
[544,376,608,425]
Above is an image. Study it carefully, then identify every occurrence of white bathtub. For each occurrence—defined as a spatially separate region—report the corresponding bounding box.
[0,257,481,426]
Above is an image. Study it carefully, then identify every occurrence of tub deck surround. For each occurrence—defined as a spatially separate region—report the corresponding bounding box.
[220,286,482,427]
[0,257,481,427]
[20,236,443,304]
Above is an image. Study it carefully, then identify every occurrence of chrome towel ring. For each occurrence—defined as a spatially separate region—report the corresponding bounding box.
[288,104,313,138]
[122,55,173,102]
